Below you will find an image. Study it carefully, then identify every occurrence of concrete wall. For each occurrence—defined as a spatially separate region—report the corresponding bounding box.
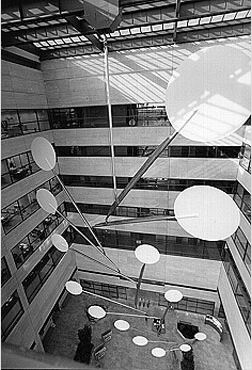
[42,36,250,108]
[218,265,251,370]
[59,156,238,180]
[1,60,47,110]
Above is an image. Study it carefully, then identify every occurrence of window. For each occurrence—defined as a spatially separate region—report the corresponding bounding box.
[60,175,235,194]
[2,291,24,341]
[239,143,251,174]
[80,280,127,300]
[11,203,66,269]
[22,246,64,303]
[223,249,251,335]
[158,295,215,315]
[1,257,11,286]
[1,109,50,140]
[233,182,251,223]
[1,177,62,234]
[70,226,225,261]
[231,227,251,274]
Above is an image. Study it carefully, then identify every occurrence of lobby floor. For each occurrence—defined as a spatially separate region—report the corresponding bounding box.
[43,292,237,370]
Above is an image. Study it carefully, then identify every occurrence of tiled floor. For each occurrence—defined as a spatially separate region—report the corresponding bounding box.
[43,292,237,370]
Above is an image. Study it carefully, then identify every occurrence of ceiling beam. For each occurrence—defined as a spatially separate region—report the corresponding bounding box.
[173,0,181,42]
[65,15,104,52]
[40,21,250,59]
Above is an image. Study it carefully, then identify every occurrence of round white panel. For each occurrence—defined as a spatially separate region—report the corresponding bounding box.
[36,189,58,214]
[51,234,68,252]
[174,186,240,241]
[164,290,183,303]
[195,332,207,341]
[132,336,148,346]
[31,137,56,171]
[114,320,130,331]
[166,46,250,142]
[65,281,82,295]
[88,305,107,319]
[179,344,192,353]
[151,347,166,358]
[135,244,160,265]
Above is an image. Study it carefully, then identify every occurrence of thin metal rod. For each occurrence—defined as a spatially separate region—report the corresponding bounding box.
[71,247,136,285]
[157,306,170,336]
[95,214,198,228]
[71,247,123,276]
[107,312,158,319]
[135,264,145,307]
[53,207,122,273]
[51,168,105,255]
[104,38,117,200]
[82,289,147,314]
[105,110,198,222]
[49,199,121,274]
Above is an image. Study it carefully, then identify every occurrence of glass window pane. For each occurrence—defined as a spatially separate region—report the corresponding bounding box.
[1,257,11,286]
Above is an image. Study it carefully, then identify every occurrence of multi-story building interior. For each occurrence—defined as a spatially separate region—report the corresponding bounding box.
[1,1,251,369]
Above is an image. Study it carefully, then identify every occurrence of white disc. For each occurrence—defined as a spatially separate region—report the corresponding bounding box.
[151,347,166,358]
[114,320,130,331]
[65,281,82,295]
[179,344,192,352]
[166,45,250,142]
[132,336,148,346]
[135,244,160,265]
[88,305,107,319]
[31,137,56,171]
[36,189,58,214]
[195,332,207,341]
[164,290,183,303]
[51,234,68,252]
[174,186,240,241]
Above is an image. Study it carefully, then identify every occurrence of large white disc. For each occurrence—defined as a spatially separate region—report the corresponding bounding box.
[88,305,107,319]
[65,281,82,295]
[174,186,240,241]
[31,137,56,171]
[36,189,58,214]
[164,290,183,303]
[51,234,68,252]
[114,320,130,331]
[135,244,160,265]
[151,348,166,358]
[179,344,192,353]
[194,332,207,341]
[132,336,148,346]
[166,45,250,142]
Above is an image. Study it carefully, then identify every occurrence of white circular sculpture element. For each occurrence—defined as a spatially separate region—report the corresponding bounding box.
[166,46,250,142]
[179,344,192,353]
[31,137,56,171]
[151,347,166,358]
[36,189,58,214]
[88,305,107,319]
[195,332,207,341]
[135,244,160,264]
[132,336,148,346]
[65,281,82,295]
[51,234,68,252]
[174,186,240,241]
[114,320,130,331]
[164,290,183,303]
